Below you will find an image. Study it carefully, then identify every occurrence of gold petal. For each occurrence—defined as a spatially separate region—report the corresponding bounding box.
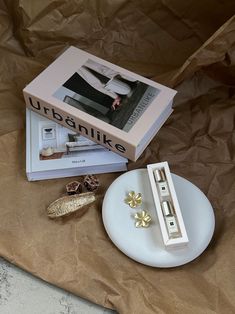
[135,220,142,228]
[142,220,147,227]
[142,221,150,228]
[140,210,147,217]
[134,212,142,219]
[130,201,136,208]
[128,191,135,198]
[144,215,152,223]
[130,202,137,208]
[124,198,131,204]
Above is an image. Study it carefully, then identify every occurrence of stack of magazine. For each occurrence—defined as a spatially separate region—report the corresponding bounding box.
[24,46,177,181]
[26,109,128,181]
[23,46,177,161]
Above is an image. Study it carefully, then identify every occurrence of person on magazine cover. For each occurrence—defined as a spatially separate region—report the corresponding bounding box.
[63,60,136,111]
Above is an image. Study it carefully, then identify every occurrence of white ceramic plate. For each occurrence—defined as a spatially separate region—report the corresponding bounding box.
[102,169,215,267]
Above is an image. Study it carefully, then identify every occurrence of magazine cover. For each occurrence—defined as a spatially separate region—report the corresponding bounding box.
[23,46,176,160]
[26,109,128,181]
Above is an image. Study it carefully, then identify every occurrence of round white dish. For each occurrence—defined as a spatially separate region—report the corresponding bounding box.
[102,169,215,267]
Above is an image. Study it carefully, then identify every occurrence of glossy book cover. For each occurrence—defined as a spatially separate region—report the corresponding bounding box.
[23,46,176,160]
[26,109,127,181]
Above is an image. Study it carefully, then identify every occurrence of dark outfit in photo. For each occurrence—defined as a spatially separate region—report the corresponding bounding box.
[63,72,114,109]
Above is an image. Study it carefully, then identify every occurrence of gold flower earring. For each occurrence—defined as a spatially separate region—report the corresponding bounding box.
[124,191,142,208]
[124,191,152,228]
[134,210,152,228]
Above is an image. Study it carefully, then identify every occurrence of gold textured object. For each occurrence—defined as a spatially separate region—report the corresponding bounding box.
[125,191,142,208]
[134,210,152,228]
[47,192,96,218]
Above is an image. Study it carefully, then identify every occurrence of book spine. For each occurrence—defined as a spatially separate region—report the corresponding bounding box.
[25,108,32,179]
[23,92,134,160]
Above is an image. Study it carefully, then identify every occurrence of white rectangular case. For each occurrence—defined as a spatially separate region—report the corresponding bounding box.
[147,162,189,248]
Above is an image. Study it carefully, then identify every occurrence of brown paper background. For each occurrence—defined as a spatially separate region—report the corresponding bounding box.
[1,1,235,313]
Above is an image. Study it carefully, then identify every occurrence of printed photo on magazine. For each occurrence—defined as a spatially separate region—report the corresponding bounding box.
[26,109,127,181]
[54,59,160,132]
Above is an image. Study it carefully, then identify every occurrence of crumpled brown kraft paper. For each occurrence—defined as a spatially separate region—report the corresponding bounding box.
[1,1,235,313]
